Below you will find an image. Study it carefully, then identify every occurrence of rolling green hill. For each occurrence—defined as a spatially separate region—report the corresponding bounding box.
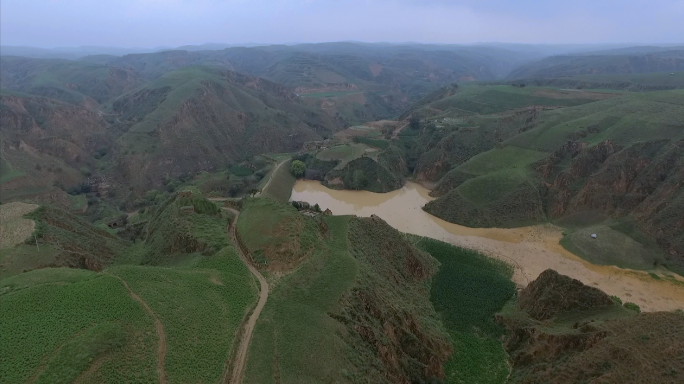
[237,198,516,384]
[110,65,338,192]
[413,89,684,271]
[0,190,257,383]
[0,56,143,105]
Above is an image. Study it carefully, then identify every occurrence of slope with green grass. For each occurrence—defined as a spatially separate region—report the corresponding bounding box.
[417,238,516,384]
[1,94,110,203]
[238,200,454,384]
[0,190,257,383]
[0,56,143,105]
[417,89,684,270]
[110,66,339,193]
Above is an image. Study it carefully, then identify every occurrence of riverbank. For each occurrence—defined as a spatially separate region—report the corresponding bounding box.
[291,180,684,312]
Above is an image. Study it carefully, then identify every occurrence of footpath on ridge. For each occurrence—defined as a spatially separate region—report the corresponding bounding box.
[222,208,269,384]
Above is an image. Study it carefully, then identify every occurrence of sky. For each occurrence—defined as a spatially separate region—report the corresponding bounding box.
[1,0,683,48]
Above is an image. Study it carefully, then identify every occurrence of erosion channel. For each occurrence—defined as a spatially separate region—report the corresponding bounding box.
[291,180,684,312]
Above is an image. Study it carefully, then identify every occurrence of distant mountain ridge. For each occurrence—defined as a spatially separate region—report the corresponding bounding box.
[508,49,684,79]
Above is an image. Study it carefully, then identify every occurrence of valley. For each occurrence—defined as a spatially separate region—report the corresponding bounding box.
[2,40,684,384]
[291,180,684,312]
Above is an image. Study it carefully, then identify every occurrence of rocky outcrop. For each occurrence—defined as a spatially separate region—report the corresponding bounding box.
[518,269,615,320]
[499,270,684,384]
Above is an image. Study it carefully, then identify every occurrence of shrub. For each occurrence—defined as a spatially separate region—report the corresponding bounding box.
[624,302,641,313]
[291,160,306,178]
[610,295,623,305]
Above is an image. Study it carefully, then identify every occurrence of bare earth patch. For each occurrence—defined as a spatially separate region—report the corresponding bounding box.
[0,202,39,248]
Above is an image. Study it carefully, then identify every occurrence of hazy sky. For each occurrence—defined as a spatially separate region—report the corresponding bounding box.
[2,0,683,47]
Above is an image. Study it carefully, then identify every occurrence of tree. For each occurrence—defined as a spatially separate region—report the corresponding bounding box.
[291,160,306,178]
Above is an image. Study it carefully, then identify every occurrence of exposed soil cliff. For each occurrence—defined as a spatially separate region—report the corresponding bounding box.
[538,138,684,269]
[335,216,452,384]
[499,270,684,384]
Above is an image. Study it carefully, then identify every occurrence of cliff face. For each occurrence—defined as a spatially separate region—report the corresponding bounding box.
[337,216,452,384]
[538,138,684,268]
[499,270,684,384]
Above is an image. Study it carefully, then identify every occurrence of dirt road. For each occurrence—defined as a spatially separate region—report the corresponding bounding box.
[257,160,286,197]
[112,275,167,384]
[223,208,269,384]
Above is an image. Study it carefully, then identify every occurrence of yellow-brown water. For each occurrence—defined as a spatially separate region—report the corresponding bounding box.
[292,180,684,312]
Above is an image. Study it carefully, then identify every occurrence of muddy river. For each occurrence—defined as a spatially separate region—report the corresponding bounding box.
[291,180,684,312]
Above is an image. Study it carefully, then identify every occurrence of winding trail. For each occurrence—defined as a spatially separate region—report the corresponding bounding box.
[223,208,269,384]
[257,160,287,197]
[111,275,167,384]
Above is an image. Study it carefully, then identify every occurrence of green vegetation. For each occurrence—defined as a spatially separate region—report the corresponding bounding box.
[624,302,641,313]
[34,322,125,384]
[242,207,451,384]
[0,159,24,184]
[110,248,256,384]
[507,50,684,80]
[560,225,664,270]
[143,191,229,265]
[411,87,684,271]
[237,198,320,267]
[261,159,296,202]
[353,136,390,149]
[0,189,257,383]
[417,238,516,384]
[290,160,306,177]
[316,143,372,169]
[242,215,358,384]
[327,156,402,193]
[0,271,158,384]
[229,165,254,177]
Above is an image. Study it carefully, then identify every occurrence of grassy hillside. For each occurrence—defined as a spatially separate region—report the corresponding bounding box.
[0,190,257,383]
[238,200,454,383]
[110,66,339,193]
[0,94,110,204]
[413,89,684,271]
[417,238,515,384]
[0,56,143,105]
